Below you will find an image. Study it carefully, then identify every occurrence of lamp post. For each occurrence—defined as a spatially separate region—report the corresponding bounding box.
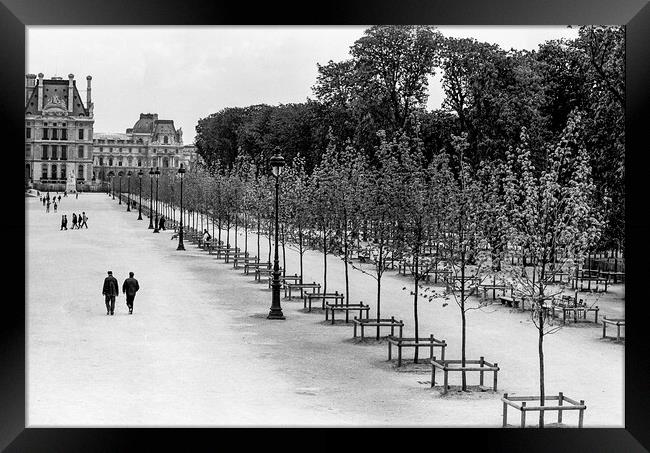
[267,150,285,320]
[118,170,123,204]
[177,163,186,250]
[126,170,132,212]
[153,167,161,233]
[137,169,143,220]
[108,170,115,200]
[148,168,154,229]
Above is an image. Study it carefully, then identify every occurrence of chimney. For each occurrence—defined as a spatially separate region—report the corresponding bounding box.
[68,74,74,112]
[37,73,44,111]
[86,75,92,110]
[25,74,36,105]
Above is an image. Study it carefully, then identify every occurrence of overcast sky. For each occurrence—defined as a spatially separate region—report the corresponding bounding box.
[27,26,578,145]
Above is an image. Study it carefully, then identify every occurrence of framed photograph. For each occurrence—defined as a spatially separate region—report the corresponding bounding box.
[3,0,649,450]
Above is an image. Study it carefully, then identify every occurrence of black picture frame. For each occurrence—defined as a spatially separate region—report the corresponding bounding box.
[3,0,649,450]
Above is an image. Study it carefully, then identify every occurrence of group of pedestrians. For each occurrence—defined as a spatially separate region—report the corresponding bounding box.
[40,192,63,213]
[60,212,88,230]
[102,271,140,315]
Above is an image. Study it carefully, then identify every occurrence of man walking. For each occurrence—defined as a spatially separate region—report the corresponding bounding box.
[102,270,119,315]
[80,212,88,228]
[122,272,140,315]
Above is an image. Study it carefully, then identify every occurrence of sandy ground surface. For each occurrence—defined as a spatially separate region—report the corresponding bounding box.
[26,193,624,427]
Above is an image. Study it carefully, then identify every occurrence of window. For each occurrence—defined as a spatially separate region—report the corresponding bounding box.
[51,146,58,160]
[61,145,67,160]
[109,158,113,166]
[138,159,142,167]
[41,166,48,180]
[99,157,104,166]
[78,145,84,159]
[25,144,31,158]
[42,128,49,140]
[109,147,113,153]
[61,129,67,140]
[42,145,48,160]
[99,147,103,152]
[26,127,31,139]
[52,129,58,140]
[51,164,57,179]
[163,136,168,144]
[118,160,123,166]
[61,165,66,180]
[78,165,84,180]
[78,128,84,140]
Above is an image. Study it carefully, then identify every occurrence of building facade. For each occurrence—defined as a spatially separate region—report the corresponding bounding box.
[93,113,199,187]
[25,73,95,191]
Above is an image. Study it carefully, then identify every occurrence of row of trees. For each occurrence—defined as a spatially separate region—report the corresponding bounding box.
[195,25,623,253]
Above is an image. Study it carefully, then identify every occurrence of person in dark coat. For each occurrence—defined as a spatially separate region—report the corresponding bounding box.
[158,215,166,230]
[71,213,78,229]
[122,272,140,314]
[60,215,67,230]
[102,270,119,315]
[80,212,88,228]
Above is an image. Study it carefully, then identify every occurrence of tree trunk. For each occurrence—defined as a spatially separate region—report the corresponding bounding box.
[538,313,545,428]
[322,227,328,297]
[299,228,304,282]
[281,223,286,277]
[413,245,420,362]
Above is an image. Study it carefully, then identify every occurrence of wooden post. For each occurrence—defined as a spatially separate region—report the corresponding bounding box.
[391,316,395,336]
[441,341,446,362]
[431,357,436,388]
[353,318,357,338]
[578,400,585,428]
[429,334,434,360]
[617,323,621,341]
[397,344,402,367]
[521,402,526,428]
[443,368,448,395]
[388,341,392,361]
[479,356,485,387]
[602,318,607,338]
[558,392,564,424]
[502,393,508,427]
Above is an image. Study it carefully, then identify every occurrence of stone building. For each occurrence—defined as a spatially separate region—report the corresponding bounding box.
[92,113,199,187]
[25,73,95,192]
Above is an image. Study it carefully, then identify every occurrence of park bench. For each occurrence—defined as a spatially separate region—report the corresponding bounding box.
[431,356,499,395]
[254,267,282,282]
[210,244,231,256]
[324,301,370,324]
[303,291,344,311]
[498,295,521,309]
[231,252,250,268]
[266,273,302,289]
[284,282,320,300]
[480,283,512,301]
[599,270,624,284]
[387,334,447,367]
[602,316,625,341]
[550,299,599,324]
[244,261,272,275]
[221,247,242,263]
[352,316,404,340]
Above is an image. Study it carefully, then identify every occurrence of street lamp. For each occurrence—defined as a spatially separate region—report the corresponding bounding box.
[108,170,115,200]
[137,169,143,220]
[153,167,161,233]
[126,170,132,212]
[176,163,186,251]
[118,170,123,204]
[267,149,286,320]
[148,167,154,229]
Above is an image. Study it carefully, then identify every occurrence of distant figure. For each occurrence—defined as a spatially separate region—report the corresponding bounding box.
[71,213,78,229]
[80,212,88,228]
[46,201,50,213]
[53,201,58,212]
[42,197,46,206]
[64,190,67,197]
[57,195,61,203]
[60,215,67,230]
[159,216,166,230]
[102,271,119,315]
[76,191,79,199]
[202,229,211,244]
[122,272,140,315]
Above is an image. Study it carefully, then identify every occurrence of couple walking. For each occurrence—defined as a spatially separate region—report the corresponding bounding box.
[102,271,140,315]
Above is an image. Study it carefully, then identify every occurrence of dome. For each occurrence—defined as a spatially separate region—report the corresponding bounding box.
[132,114,156,133]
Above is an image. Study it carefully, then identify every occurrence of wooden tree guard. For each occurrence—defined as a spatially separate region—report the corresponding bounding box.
[501,393,586,428]
[430,356,499,394]
[602,316,625,341]
[387,334,446,367]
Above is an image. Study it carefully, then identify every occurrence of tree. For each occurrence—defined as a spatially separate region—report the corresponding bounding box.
[502,114,602,427]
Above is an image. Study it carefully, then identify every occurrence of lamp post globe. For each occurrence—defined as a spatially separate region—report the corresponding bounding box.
[153,167,161,233]
[176,163,186,251]
[126,170,132,212]
[137,169,143,220]
[268,149,286,320]
[148,167,154,229]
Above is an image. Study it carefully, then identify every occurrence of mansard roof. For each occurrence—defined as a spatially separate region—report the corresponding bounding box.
[24,79,89,117]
